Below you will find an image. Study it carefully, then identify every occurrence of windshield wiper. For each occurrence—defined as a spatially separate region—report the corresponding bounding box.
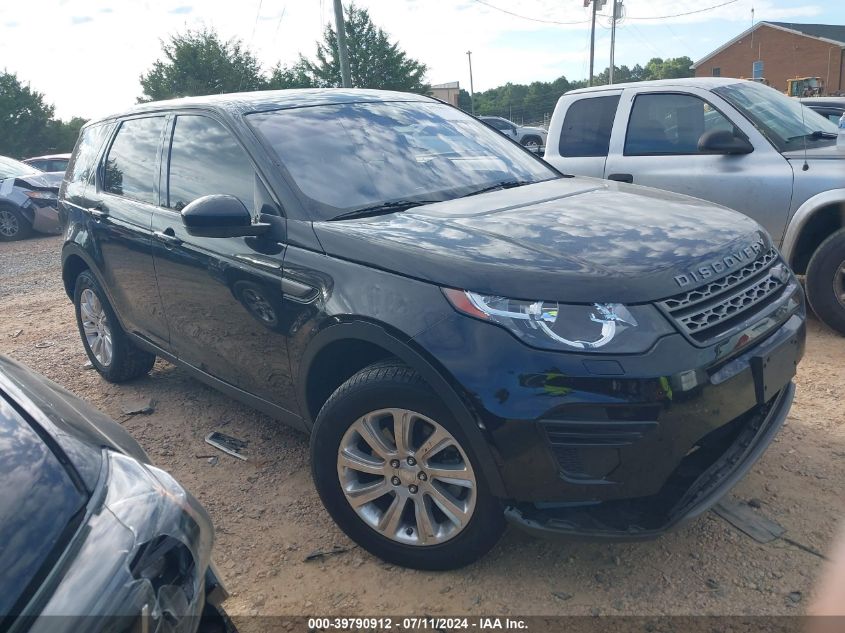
[329,199,442,221]
[787,130,838,142]
[460,180,534,198]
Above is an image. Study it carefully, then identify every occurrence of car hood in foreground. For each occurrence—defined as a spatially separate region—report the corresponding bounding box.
[0,355,150,492]
[313,178,769,304]
[0,392,88,619]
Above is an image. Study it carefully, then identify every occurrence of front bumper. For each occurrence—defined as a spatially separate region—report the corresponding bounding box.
[28,199,61,234]
[411,283,805,537]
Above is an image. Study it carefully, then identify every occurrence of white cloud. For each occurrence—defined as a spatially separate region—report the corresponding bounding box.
[0,0,832,119]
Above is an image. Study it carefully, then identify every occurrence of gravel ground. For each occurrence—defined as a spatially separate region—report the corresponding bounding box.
[1,234,843,622]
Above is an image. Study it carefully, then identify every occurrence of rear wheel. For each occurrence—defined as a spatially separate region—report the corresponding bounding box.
[73,271,156,382]
[520,135,543,149]
[310,361,505,570]
[806,228,845,336]
[0,207,32,241]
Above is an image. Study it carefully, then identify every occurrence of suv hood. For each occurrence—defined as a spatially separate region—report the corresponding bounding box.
[313,178,769,303]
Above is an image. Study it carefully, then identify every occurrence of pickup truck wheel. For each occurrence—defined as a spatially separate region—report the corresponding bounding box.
[310,360,505,570]
[806,228,845,336]
[0,207,32,241]
[73,271,157,382]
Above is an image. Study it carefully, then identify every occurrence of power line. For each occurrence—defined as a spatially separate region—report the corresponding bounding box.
[469,0,592,26]
[470,0,740,25]
[626,0,740,20]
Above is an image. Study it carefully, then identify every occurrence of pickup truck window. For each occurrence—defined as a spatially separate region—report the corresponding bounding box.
[624,93,733,156]
[714,81,839,152]
[559,95,619,157]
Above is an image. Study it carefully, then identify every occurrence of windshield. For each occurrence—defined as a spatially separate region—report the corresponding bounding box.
[0,155,41,180]
[714,81,839,152]
[247,101,558,220]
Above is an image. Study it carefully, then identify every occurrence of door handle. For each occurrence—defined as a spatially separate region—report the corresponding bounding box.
[153,229,183,247]
[607,173,634,184]
[87,204,108,219]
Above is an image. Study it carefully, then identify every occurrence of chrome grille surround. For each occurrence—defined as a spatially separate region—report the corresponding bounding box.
[658,248,787,344]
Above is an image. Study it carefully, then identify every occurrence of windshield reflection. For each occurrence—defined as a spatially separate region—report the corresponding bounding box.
[248,101,557,220]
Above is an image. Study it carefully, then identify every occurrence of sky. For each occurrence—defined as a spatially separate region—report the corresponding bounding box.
[1,0,843,120]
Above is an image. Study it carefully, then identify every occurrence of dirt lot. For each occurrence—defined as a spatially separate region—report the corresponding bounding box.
[2,234,844,619]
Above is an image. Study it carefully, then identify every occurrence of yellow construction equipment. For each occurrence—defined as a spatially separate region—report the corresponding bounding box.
[786,77,825,97]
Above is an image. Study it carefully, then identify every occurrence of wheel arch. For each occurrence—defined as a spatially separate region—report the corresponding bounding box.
[782,190,845,274]
[299,320,507,497]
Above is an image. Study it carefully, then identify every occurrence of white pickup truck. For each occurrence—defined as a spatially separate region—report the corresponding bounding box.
[544,77,845,335]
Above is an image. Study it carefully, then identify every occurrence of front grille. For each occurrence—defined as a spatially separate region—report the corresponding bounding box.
[658,248,787,344]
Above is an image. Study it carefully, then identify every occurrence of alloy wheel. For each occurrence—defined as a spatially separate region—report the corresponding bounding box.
[0,209,19,238]
[337,408,477,546]
[80,288,113,366]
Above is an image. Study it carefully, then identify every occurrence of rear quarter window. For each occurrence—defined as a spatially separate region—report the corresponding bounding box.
[558,95,620,157]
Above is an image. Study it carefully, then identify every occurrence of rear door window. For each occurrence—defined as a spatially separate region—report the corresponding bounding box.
[166,115,256,213]
[558,95,620,157]
[103,116,165,204]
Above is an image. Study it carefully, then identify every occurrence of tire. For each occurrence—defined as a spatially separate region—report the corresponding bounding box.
[310,360,505,570]
[73,270,156,382]
[520,135,543,149]
[0,206,32,242]
[805,228,845,336]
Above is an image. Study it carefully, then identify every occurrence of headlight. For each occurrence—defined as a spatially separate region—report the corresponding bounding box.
[25,190,57,200]
[443,288,673,353]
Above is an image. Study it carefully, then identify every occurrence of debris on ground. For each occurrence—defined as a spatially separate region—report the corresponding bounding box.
[121,398,156,416]
[551,591,573,601]
[10,329,22,339]
[34,341,52,349]
[304,546,351,562]
[82,360,94,370]
[205,431,249,461]
[713,497,786,543]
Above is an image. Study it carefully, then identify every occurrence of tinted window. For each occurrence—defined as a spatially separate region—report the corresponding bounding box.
[103,117,164,204]
[559,95,620,157]
[625,93,735,156]
[67,124,111,185]
[47,159,69,172]
[167,115,256,213]
[248,101,557,220]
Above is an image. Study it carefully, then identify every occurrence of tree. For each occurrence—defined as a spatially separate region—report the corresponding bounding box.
[139,28,265,102]
[293,3,427,92]
[0,72,54,158]
[266,60,314,90]
[642,56,694,80]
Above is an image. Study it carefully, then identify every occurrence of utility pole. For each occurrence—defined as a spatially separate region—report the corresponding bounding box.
[587,0,599,86]
[466,50,475,115]
[609,0,620,85]
[333,0,352,88]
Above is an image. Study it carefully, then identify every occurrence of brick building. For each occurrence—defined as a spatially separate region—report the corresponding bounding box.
[691,22,845,95]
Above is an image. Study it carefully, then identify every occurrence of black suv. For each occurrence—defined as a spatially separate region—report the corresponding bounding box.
[60,89,805,570]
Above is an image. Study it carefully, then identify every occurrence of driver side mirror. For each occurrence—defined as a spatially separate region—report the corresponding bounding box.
[181,195,269,238]
[697,129,754,155]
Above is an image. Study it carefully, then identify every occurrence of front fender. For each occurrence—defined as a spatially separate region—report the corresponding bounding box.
[782,188,845,264]
[298,320,507,497]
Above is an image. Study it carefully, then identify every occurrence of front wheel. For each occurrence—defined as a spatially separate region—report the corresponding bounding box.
[310,361,505,570]
[0,207,32,241]
[806,228,845,336]
[520,135,543,149]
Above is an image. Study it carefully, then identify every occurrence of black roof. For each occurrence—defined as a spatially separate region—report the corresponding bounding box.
[89,88,435,126]
[767,22,845,45]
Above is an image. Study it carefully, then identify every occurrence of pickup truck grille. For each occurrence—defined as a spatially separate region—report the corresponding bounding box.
[658,248,786,344]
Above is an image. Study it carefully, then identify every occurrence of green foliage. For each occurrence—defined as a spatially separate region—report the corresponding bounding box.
[468,57,693,125]
[139,28,265,102]
[0,72,54,158]
[0,72,86,158]
[270,3,428,93]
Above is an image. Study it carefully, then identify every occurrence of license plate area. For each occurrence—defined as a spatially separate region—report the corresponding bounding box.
[750,336,799,404]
